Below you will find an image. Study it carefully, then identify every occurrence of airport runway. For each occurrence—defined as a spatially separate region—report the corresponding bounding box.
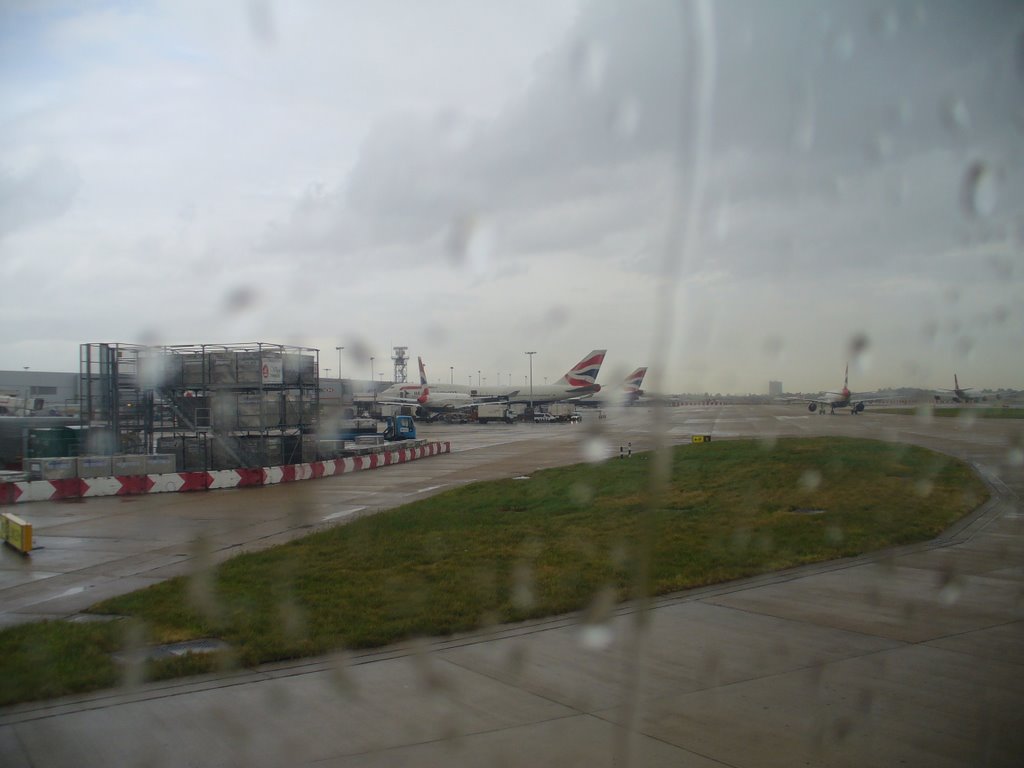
[1,405,1022,766]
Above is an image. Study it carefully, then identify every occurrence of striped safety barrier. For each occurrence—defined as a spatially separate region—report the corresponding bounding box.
[0,441,451,506]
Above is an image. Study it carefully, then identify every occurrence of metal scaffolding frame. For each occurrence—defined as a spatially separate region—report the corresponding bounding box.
[80,342,320,470]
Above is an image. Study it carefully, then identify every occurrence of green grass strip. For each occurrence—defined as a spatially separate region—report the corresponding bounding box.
[0,437,988,706]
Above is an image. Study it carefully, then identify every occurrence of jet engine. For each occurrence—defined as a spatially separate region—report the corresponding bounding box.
[853,402,865,413]
[808,403,818,413]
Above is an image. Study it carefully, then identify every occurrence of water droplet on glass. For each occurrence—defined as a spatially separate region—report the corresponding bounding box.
[446,214,494,274]
[572,39,607,94]
[799,469,822,492]
[915,405,934,424]
[763,335,783,359]
[941,97,971,135]
[223,284,257,315]
[580,624,613,651]
[832,31,855,61]
[960,160,997,218]
[914,478,933,497]
[569,481,594,505]
[582,436,611,464]
[938,573,963,606]
[511,562,534,611]
[437,110,473,153]
[872,7,897,38]
[848,333,870,370]
[610,99,640,138]
[954,336,974,359]
[1005,447,1024,468]
[825,526,843,545]
[869,132,893,161]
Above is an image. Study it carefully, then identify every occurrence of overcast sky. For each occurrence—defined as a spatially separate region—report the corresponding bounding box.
[1,0,1021,394]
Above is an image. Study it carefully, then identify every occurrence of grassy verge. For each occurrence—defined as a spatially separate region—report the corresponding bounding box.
[0,437,988,706]
[872,407,1024,419]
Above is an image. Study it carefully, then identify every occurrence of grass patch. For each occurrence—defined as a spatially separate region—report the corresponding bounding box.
[873,407,1024,419]
[0,437,988,706]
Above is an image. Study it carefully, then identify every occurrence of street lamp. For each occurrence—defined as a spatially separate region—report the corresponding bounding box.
[450,366,453,385]
[525,351,536,413]
[477,370,481,387]
[325,368,331,379]
[370,356,375,384]
[336,346,344,378]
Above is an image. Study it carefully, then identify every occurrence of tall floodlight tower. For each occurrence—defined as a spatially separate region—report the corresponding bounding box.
[392,346,408,384]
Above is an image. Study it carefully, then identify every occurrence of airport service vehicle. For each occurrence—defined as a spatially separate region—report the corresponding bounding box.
[546,403,578,421]
[383,414,417,440]
[476,404,514,424]
[532,412,556,422]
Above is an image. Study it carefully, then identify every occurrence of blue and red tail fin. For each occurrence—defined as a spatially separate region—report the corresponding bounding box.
[557,350,607,387]
[622,367,647,394]
[418,357,428,387]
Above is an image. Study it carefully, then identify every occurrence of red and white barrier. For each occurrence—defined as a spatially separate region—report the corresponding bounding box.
[0,441,451,505]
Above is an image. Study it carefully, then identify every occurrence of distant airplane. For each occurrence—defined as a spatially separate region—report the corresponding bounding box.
[577,366,648,407]
[505,349,606,406]
[418,349,607,407]
[935,374,983,404]
[377,357,517,416]
[622,366,648,404]
[791,364,883,415]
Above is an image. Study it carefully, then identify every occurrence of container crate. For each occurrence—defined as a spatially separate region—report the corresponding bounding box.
[236,351,263,385]
[183,437,208,471]
[181,354,205,387]
[77,456,112,478]
[112,454,147,476]
[28,457,77,480]
[263,436,282,466]
[157,437,184,469]
[209,352,237,386]
[145,454,177,474]
[302,434,319,462]
[212,392,238,430]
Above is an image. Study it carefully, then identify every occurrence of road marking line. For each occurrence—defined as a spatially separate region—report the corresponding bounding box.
[322,506,366,521]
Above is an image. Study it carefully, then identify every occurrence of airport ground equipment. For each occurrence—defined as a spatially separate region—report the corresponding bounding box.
[475,404,515,424]
[383,414,416,441]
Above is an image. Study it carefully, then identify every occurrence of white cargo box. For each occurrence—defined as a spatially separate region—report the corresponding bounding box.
[145,454,177,474]
[29,457,77,480]
[112,454,147,476]
[77,456,113,478]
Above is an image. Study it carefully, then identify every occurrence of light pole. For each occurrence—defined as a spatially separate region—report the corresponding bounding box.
[336,346,344,378]
[325,368,331,379]
[450,366,453,385]
[525,351,536,413]
[370,357,375,394]
[477,370,481,387]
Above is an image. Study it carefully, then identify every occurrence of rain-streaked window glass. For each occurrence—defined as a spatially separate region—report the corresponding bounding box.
[0,1,1021,766]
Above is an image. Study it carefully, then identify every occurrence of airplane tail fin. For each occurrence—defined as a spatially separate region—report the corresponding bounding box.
[557,350,607,387]
[954,373,959,390]
[623,367,647,394]
[844,363,849,390]
[418,357,428,387]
